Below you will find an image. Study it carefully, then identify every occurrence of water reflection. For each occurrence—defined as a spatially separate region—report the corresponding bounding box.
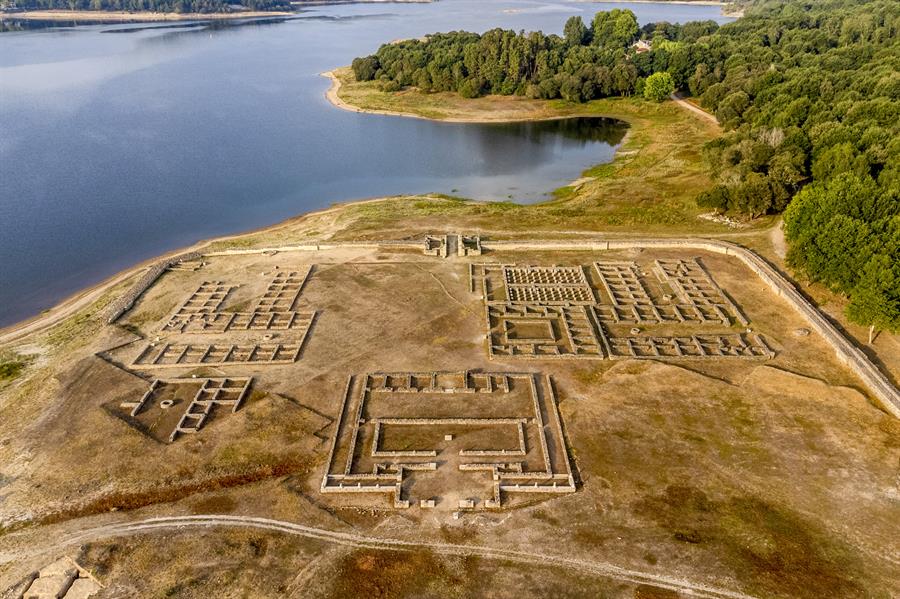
[0,11,398,32]
[494,116,628,144]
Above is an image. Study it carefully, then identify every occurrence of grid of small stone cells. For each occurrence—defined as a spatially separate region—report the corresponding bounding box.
[607,334,772,359]
[593,259,749,326]
[161,269,314,334]
[503,265,597,305]
[119,377,251,443]
[321,371,575,510]
[132,342,302,367]
[471,261,772,360]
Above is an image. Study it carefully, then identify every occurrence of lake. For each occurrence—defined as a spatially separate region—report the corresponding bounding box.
[0,0,734,327]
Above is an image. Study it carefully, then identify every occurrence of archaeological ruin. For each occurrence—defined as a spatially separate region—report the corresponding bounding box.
[321,371,575,509]
[472,260,773,361]
[118,377,252,443]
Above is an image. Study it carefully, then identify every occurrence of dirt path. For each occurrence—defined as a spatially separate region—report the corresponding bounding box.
[769,217,787,259]
[0,514,757,599]
[670,93,719,125]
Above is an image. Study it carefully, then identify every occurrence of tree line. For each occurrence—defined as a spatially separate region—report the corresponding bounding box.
[352,10,664,103]
[353,0,899,338]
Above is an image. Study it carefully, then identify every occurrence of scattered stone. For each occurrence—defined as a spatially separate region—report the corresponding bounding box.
[19,557,101,599]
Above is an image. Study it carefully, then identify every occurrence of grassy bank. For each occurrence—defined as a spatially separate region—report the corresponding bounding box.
[327,68,774,236]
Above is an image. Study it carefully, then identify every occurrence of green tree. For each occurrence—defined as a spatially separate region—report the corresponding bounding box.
[811,142,860,181]
[697,185,730,212]
[592,9,638,48]
[612,9,639,46]
[351,56,380,82]
[847,255,900,343]
[458,78,485,99]
[563,16,590,47]
[643,71,674,102]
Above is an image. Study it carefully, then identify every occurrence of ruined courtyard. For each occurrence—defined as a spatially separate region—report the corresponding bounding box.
[1,235,898,599]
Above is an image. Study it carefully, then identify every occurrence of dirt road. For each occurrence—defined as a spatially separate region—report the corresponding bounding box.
[0,514,757,599]
[670,93,719,125]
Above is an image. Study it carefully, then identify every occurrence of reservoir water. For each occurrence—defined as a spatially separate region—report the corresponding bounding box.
[0,0,734,327]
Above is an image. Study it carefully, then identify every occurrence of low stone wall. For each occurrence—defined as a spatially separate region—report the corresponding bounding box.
[481,238,900,419]
[106,251,201,324]
[204,240,421,258]
[106,235,897,418]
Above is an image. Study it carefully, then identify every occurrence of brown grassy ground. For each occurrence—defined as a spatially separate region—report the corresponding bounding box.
[0,245,897,598]
[0,67,896,599]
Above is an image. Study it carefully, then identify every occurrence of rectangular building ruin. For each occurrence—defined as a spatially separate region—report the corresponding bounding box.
[321,371,575,509]
[471,260,771,361]
[162,269,315,334]
[132,342,302,367]
[118,377,252,443]
[606,333,773,360]
[485,304,604,359]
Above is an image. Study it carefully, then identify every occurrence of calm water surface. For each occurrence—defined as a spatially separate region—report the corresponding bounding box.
[0,1,734,327]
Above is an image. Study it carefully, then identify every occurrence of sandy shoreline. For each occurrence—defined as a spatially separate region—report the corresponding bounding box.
[572,0,728,5]
[0,195,402,344]
[5,1,740,24]
[1,71,608,342]
[321,70,626,125]
[2,0,433,21]
[0,70,706,342]
[322,70,432,121]
[570,0,742,17]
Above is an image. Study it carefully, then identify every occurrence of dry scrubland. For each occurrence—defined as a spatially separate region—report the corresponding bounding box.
[0,70,898,599]
[0,241,898,599]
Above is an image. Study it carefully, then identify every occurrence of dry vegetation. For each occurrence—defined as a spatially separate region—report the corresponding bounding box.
[0,243,897,598]
[328,67,777,235]
[0,67,897,599]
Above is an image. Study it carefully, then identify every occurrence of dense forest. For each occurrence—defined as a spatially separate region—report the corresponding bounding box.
[352,0,899,338]
[3,0,288,13]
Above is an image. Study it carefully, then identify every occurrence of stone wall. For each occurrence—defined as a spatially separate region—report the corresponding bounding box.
[481,238,900,418]
[106,235,897,418]
[106,251,201,324]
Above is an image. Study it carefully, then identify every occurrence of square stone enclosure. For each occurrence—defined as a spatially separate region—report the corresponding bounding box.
[321,371,575,510]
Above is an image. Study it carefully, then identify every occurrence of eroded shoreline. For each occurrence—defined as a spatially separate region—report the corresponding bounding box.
[321,69,615,124]
[1,72,715,339]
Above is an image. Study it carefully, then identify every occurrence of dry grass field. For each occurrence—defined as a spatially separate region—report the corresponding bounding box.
[0,69,896,599]
[1,239,897,599]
